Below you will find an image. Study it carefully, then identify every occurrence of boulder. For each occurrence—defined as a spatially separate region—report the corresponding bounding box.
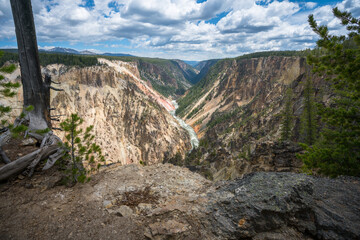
[207,172,360,240]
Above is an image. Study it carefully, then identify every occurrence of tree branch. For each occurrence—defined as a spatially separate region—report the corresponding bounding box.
[51,80,61,85]
[49,86,64,92]
[0,146,11,164]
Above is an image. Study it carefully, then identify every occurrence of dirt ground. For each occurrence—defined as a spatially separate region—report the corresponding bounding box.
[1,136,39,162]
[0,163,214,240]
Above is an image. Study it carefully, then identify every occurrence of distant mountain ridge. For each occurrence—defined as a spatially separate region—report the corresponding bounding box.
[39,47,134,57]
[183,60,199,67]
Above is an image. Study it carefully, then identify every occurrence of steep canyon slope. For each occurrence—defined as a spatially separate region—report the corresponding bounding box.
[1,59,192,166]
[177,55,329,180]
[116,57,198,97]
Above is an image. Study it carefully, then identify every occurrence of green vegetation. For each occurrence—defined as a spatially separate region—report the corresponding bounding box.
[0,52,44,138]
[280,89,294,141]
[300,72,318,145]
[176,60,225,116]
[39,53,98,67]
[299,8,360,177]
[0,50,98,67]
[0,51,21,132]
[233,50,309,61]
[164,152,183,166]
[207,107,242,129]
[186,102,205,119]
[148,79,176,97]
[59,114,105,184]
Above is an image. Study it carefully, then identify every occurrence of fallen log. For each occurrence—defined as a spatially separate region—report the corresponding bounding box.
[0,144,59,181]
[26,132,63,176]
[43,148,66,171]
[0,129,64,181]
[0,146,11,164]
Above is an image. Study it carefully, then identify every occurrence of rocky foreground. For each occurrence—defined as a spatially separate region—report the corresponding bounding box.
[0,164,359,239]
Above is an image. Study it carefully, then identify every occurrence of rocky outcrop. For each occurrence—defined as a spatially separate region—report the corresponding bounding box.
[1,164,359,239]
[208,172,360,240]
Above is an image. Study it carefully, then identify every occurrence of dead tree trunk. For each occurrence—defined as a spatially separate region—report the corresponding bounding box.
[10,0,51,131]
[0,1,66,181]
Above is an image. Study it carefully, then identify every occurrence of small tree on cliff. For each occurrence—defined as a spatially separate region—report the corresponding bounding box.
[300,71,318,145]
[60,114,104,184]
[280,88,294,141]
[299,8,360,177]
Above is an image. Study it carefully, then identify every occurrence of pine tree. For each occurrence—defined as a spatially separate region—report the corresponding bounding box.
[299,8,360,177]
[60,114,105,184]
[0,52,20,131]
[300,71,318,145]
[280,88,294,141]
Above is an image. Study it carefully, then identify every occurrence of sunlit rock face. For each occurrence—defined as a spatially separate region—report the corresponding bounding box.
[3,60,191,165]
[179,56,329,180]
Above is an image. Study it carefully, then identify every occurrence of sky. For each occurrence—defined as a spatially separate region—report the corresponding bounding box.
[0,0,359,61]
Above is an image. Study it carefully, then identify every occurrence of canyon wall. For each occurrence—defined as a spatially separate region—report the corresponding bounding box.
[177,56,329,180]
[1,59,191,166]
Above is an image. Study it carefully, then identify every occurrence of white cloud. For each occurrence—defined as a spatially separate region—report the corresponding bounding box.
[305,2,317,9]
[0,0,356,60]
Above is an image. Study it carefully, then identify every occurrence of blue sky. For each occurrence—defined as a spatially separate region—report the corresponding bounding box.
[0,0,359,61]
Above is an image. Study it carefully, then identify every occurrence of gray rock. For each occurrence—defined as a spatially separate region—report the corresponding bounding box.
[148,219,189,238]
[115,205,133,217]
[207,172,360,240]
[137,203,153,215]
[20,138,37,146]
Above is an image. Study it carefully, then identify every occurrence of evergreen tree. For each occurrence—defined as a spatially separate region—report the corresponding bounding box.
[299,8,360,177]
[60,114,105,184]
[0,51,20,131]
[280,88,294,141]
[300,71,318,145]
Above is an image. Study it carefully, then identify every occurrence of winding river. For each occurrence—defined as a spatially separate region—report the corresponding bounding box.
[170,101,199,151]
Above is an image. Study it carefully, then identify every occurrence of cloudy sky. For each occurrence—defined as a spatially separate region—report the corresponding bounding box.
[0,0,359,60]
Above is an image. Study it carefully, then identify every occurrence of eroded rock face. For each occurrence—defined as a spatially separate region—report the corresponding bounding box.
[180,56,329,180]
[48,62,191,165]
[2,60,191,166]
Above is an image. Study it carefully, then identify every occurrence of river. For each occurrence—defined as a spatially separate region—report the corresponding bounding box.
[169,101,199,151]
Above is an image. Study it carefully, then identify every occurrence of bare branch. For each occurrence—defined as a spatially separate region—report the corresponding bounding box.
[51,80,61,85]
[0,146,11,164]
[49,86,64,92]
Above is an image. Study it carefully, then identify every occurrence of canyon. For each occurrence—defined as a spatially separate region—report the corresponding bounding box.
[0,52,359,240]
[176,55,330,181]
[1,57,195,166]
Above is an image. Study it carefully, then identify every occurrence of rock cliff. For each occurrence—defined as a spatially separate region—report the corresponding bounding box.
[177,55,330,180]
[1,59,191,166]
[136,58,197,97]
